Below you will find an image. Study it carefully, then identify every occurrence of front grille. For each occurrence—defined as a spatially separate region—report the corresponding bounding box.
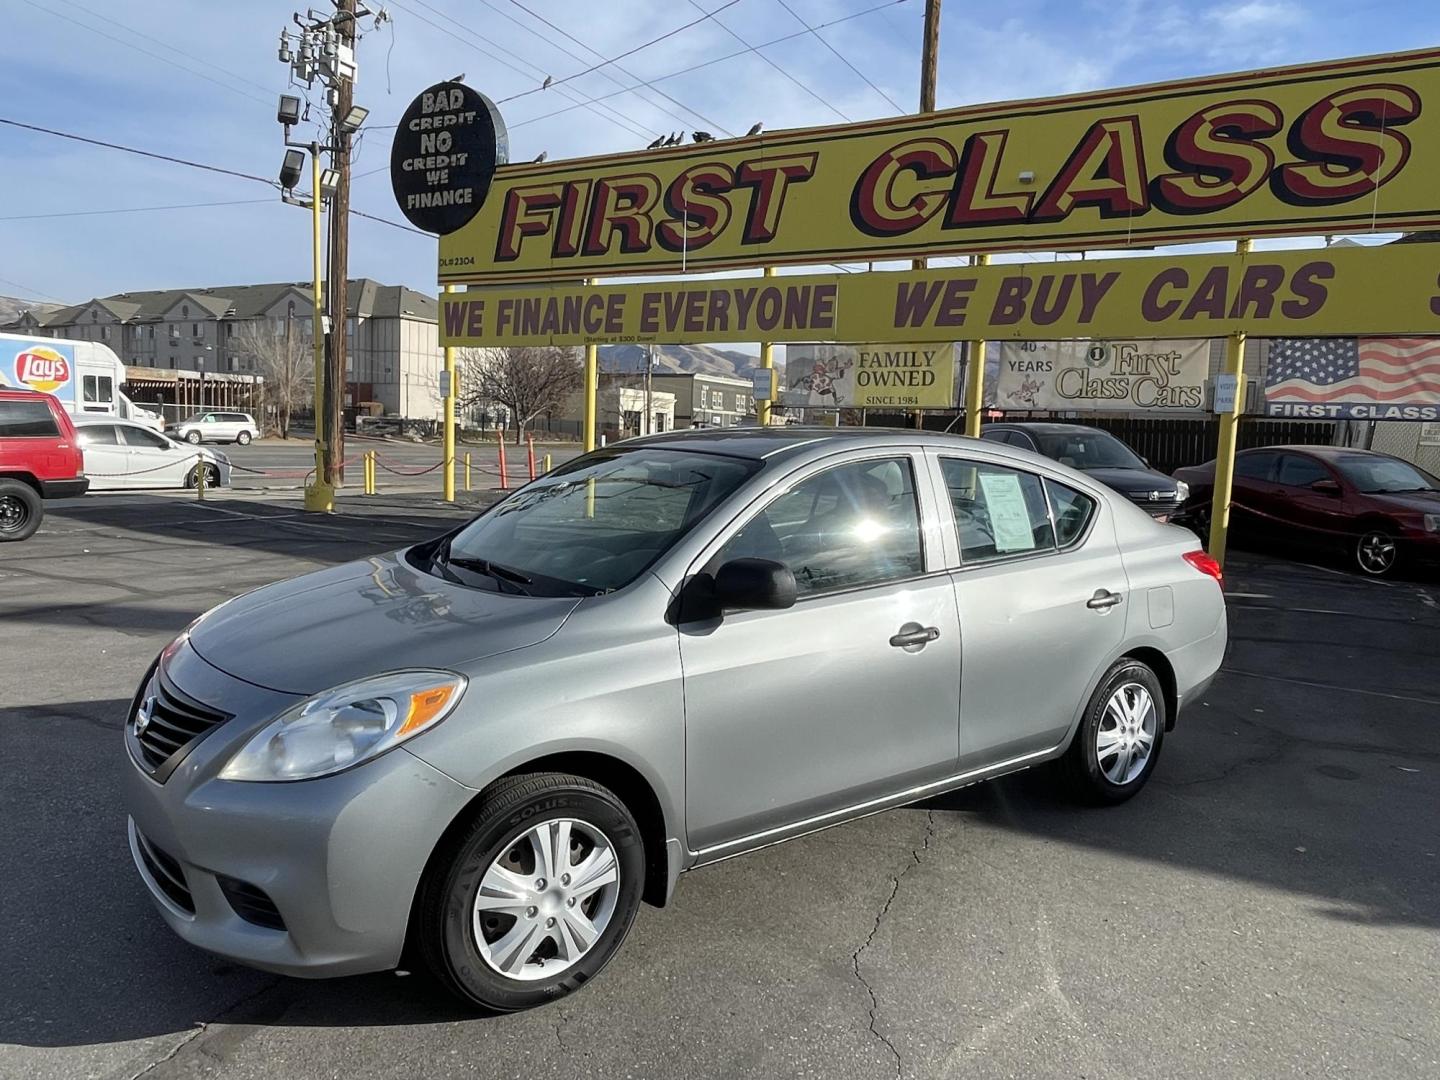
[217,876,287,931]
[1127,493,1181,518]
[135,828,195,914]
[132,670,229,775]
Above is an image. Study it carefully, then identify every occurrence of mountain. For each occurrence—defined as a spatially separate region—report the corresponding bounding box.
[0,296,60,325]
[599,343,772,380]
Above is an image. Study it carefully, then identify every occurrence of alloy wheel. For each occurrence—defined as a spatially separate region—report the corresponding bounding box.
[472,818,621,982]
[1355,531,1396,576]
[1096,682,1157,785]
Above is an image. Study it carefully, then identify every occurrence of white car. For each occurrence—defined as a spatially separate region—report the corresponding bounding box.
[74,416,231,491]
[165,411,259,445]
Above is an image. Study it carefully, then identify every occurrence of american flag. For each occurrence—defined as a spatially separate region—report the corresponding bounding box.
[1266,337,1440,404]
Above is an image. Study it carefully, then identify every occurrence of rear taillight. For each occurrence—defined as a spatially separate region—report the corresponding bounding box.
[1183,550,1223,584]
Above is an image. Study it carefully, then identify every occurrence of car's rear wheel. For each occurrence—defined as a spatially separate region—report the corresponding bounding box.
[0,479,43,542]
[1354,529,1398,577]
[417,772,645,1012]
[186,463,221,489]
[236,431,252,445]
[1060,659,1166,805]
[185,430,202,444]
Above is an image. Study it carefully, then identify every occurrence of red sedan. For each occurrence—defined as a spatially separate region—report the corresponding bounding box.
[1174,445,1440,577]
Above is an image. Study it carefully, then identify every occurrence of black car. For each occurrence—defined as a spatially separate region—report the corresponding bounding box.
[980,422,1188,520]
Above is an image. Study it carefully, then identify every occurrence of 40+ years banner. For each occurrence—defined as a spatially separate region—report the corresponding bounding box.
[438,48,1440,284]
[994,339,1210,412]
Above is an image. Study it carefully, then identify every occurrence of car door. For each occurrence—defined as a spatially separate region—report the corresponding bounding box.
[678,450,962,854]
[1229,449,1281,537]
[119,423,186,487]
[74,423,133,490]
[934,453,1128,770]
[1273,452,1349,547]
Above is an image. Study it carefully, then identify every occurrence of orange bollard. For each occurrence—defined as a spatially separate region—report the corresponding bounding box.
[497,430,509,490]
[527,434,537,481]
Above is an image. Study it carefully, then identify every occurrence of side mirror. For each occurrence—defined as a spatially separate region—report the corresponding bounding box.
[1310,478,1341,496]
[714,558,797,612]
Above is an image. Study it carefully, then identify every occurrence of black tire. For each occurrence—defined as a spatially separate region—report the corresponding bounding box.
[1186,504,1211,546]
[1060,659,1167,805]
[185,430,202,445]
[186,464,221,489]
[0,479,43,542]
[1353,527,1399,577]
[236,431,252,445]
[417,772,646,1013]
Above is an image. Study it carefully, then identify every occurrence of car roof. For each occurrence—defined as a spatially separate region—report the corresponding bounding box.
[0,386,57,400]
[623,425,995,462]
[1241,444,1383,459]
[984,422,1105,435]
[73,414,146,427]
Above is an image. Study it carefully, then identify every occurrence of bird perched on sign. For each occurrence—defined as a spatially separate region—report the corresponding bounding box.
[663,132,683,146]
[692,130,715,143]
[746,122,763,137]
[532,151,547,162]
[449,73,465,83]
[541,75,553,89]
[646,135,665,149]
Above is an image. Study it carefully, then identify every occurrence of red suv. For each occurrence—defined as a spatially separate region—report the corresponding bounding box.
[0,388,88,541]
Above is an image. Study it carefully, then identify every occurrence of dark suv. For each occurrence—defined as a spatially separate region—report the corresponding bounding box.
[981,422,1188,520]
[0,388,88,541]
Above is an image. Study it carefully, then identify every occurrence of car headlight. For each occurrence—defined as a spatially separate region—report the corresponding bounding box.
[218,670,467,782]
[1174,480,1190,503]
[1425,513,1440,534]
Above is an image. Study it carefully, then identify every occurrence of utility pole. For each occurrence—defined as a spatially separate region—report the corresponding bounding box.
[326,0,356,487]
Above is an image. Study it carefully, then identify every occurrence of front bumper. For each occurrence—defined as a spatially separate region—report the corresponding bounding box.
[122,643,477,977]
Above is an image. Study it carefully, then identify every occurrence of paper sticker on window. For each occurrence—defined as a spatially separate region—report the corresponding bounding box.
[978,471,1037,553]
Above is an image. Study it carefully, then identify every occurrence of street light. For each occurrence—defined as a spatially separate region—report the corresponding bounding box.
[279,148,305,190]
[277,93,302,128]
[319,168,341,200]
[339,104,369,132]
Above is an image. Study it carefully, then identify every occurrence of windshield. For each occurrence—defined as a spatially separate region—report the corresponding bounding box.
[1036,430,1146,471]
[1333,455,1439,494]
[426,446,760,597]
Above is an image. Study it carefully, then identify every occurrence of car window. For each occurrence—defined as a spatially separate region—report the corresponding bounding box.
[941,458,1056,563]
[201,414,217,423]
[718,456,924,597]
[1036,430,1144,470]
[121,426,172,450]
[1045,478,1096,547]
[82,374,114,403]
[979,429,1008,444]
[223,413,248,423]
[1234,452,1279,481]
[1008,431,1038,451]
[1333,455,1440,493]
[1276,454,1330,488]
[77,424,122,446]
[0,399,60,438]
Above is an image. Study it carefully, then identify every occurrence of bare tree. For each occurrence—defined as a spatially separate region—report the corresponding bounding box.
[457,346,582,444]
[232,319,312,439]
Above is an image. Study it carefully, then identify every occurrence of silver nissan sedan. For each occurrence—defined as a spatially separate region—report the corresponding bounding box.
[123,428,1226,1012]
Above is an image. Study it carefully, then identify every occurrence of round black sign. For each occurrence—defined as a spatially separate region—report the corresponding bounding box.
[390,81,508,235]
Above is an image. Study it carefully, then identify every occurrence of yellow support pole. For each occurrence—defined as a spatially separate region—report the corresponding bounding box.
[304,145,333,512]
[582,279,598,452]
[464,451,471,492]
[543,452,552,473]
[443,284,457,502]
[757,267,776,426]
[1208,239,1253,567]
[962,252,991,437]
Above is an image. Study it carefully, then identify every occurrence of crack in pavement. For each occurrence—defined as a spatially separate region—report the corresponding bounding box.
[851,810,936,1080]
[122,976,287,1080]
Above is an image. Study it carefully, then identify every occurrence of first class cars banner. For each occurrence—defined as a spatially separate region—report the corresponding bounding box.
[438,49,1440,284]
[439,243,1440,348]
[994,339,1210,412]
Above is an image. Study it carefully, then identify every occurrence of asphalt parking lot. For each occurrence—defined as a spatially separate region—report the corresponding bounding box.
[2,492,1437,1080]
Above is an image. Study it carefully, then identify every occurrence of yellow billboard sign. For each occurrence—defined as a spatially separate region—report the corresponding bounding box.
[441,243,1440,348]
[439,49,1440,284]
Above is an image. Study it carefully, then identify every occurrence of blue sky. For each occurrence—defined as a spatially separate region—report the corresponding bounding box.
[2,0,1436,306]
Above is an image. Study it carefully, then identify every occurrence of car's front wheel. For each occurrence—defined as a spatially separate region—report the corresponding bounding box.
[416,772,646,1012]
[186,463,221,489]
[236,431,252,445]
[1354,529,1398,577]
[1060,659,1166,804]
[185,430,202,444]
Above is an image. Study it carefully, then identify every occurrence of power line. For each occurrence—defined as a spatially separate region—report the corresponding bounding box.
[20,0,273,106]
[505,0,732,135]
[0,274,67,304]
[0,199,273,222]
[386,0,658,141]
[351,207,429,236]
[685,0,849,124]
[508,0,912,130]
[772,0,906,112]
[497,0,744,104]
[0,118,278,186]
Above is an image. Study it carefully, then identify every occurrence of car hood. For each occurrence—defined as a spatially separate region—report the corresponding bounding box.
[186,550,581,695]
[1079,466,1180,498]
[1367,490,1440,515]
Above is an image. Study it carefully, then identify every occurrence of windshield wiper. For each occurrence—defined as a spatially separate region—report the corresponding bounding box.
[446,556,534,593]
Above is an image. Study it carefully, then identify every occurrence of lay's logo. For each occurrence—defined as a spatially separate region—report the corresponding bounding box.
[14,347,72,393]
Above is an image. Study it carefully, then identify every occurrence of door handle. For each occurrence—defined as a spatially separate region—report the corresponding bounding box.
[1086,589,1124,611]
[890,624,941,649]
